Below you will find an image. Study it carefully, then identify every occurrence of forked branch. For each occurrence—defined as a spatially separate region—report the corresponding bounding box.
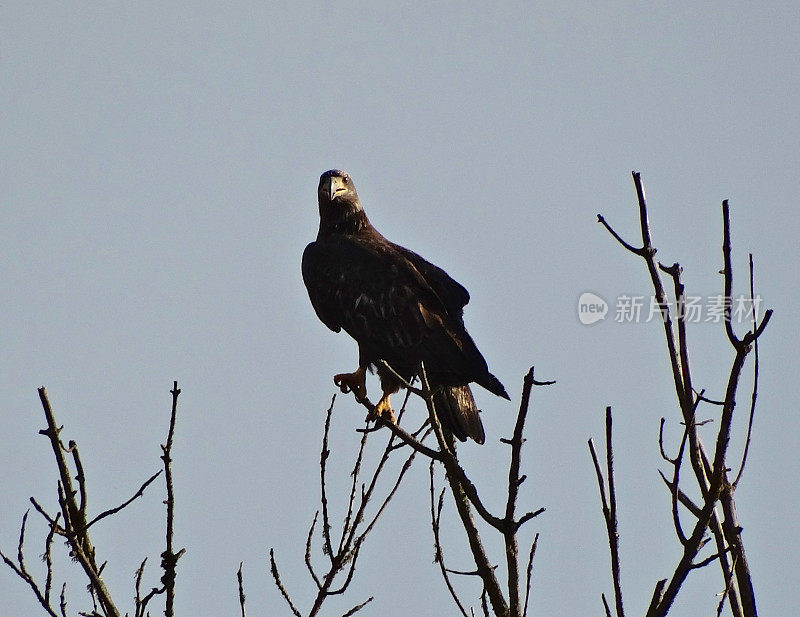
[2,384,184,617]
[597,172,770,617]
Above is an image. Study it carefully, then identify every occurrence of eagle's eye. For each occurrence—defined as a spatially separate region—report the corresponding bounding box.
[343,177,349,185]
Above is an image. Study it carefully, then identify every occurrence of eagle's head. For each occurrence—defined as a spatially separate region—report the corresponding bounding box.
[318,169,361,210]
[316,169,370,237]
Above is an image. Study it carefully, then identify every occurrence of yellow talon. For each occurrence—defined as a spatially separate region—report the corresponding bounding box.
[371,393,396,424]
[333,366,367,400]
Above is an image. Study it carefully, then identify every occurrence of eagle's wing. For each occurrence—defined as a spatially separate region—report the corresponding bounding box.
[392,244,470,321]
[302,236,450,351]
[304,234,507,398]
[302,240,343,333]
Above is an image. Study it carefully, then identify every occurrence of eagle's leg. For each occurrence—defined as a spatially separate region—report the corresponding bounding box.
[334,365,367,400]
[371,380,399,424]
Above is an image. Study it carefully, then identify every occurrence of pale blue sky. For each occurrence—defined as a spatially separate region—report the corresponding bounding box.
[2,2,798,615]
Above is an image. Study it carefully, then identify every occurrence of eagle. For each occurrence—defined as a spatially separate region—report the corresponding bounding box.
[302,169,509,444]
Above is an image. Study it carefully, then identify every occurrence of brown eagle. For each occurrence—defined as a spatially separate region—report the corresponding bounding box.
[302,169,509,443]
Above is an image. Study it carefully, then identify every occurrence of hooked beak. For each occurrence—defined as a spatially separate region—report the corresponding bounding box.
[326,176,347,201]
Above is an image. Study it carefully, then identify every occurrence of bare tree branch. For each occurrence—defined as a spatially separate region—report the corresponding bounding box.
[599,173,770,617]
[270,390,425,617]
[588,406,624,617]
[522,533,538,617]
[159,381,185,617]
[269,548,303,617]
[237,562,247,617]
[339,596,374,617]
[430,462,471,617]
[36,387,120,617]
[0,511,61,617]
[733,253,760,490]
[86,470,162,531]
[417,362,510,617]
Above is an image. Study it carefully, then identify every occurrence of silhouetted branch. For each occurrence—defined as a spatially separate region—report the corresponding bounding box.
[237,562,247,617]
[430,462,470,617]
[717,557,739,617]
[269,549,302,617]
[135,557,163,617]
[3,384,184,617]
[417,363,509,617]
[86,470,162,531]
[502,367,548,616]
[340,597,374,617]
[160,382,185,617]
[417,363,549,617]
[270,391,421,616]
[733,254,760,490]
[354,393,442,460]
[599,172,770,617]
[588,406,624,617]
[522,533,538,617]
[602,593,613,617]
[599,173,688,414]
[319,396,337,558]
[35,387,120,617]
[0,511,61,617]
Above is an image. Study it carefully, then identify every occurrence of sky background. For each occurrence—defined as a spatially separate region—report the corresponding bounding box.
[2,2,798,615]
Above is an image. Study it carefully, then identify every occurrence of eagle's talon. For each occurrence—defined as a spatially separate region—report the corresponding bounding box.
[371,394,396,425]
[333,368,367,400]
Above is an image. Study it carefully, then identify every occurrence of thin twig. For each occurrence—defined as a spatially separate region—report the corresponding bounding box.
[657,471,702,518]
[600,173,688,414]
[589,407,624,617]
[161,381,185,617]
[134,557,165,617]
[320,396,336,558]
[602,593,613,617]
[305,512,323,589]
[733,254,760,489]
[668,422,691,544]
[269,549,302,617]
[504,367,541,616]
[691,547,732,570]
[59,583,67,617]
[237,562,247,617]
[0,511,60,617]
[430,462,470,617]
[275,391,424,617]
[522,533,538,617]
[339,596,374,617]
[70,442,88,521]
[596,214,644,255]
[353,437,421,558]
[716,555,739,617]
[86,470,162,531]
[43,513,58,605]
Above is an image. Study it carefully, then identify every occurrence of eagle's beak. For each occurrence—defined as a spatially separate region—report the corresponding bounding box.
[328,176,346,201]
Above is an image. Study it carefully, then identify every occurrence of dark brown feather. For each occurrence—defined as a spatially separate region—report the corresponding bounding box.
[433,385,485,444]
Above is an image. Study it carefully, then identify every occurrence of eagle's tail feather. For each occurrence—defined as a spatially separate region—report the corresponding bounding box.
[433,385,485,444]
[477,372,511,400]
